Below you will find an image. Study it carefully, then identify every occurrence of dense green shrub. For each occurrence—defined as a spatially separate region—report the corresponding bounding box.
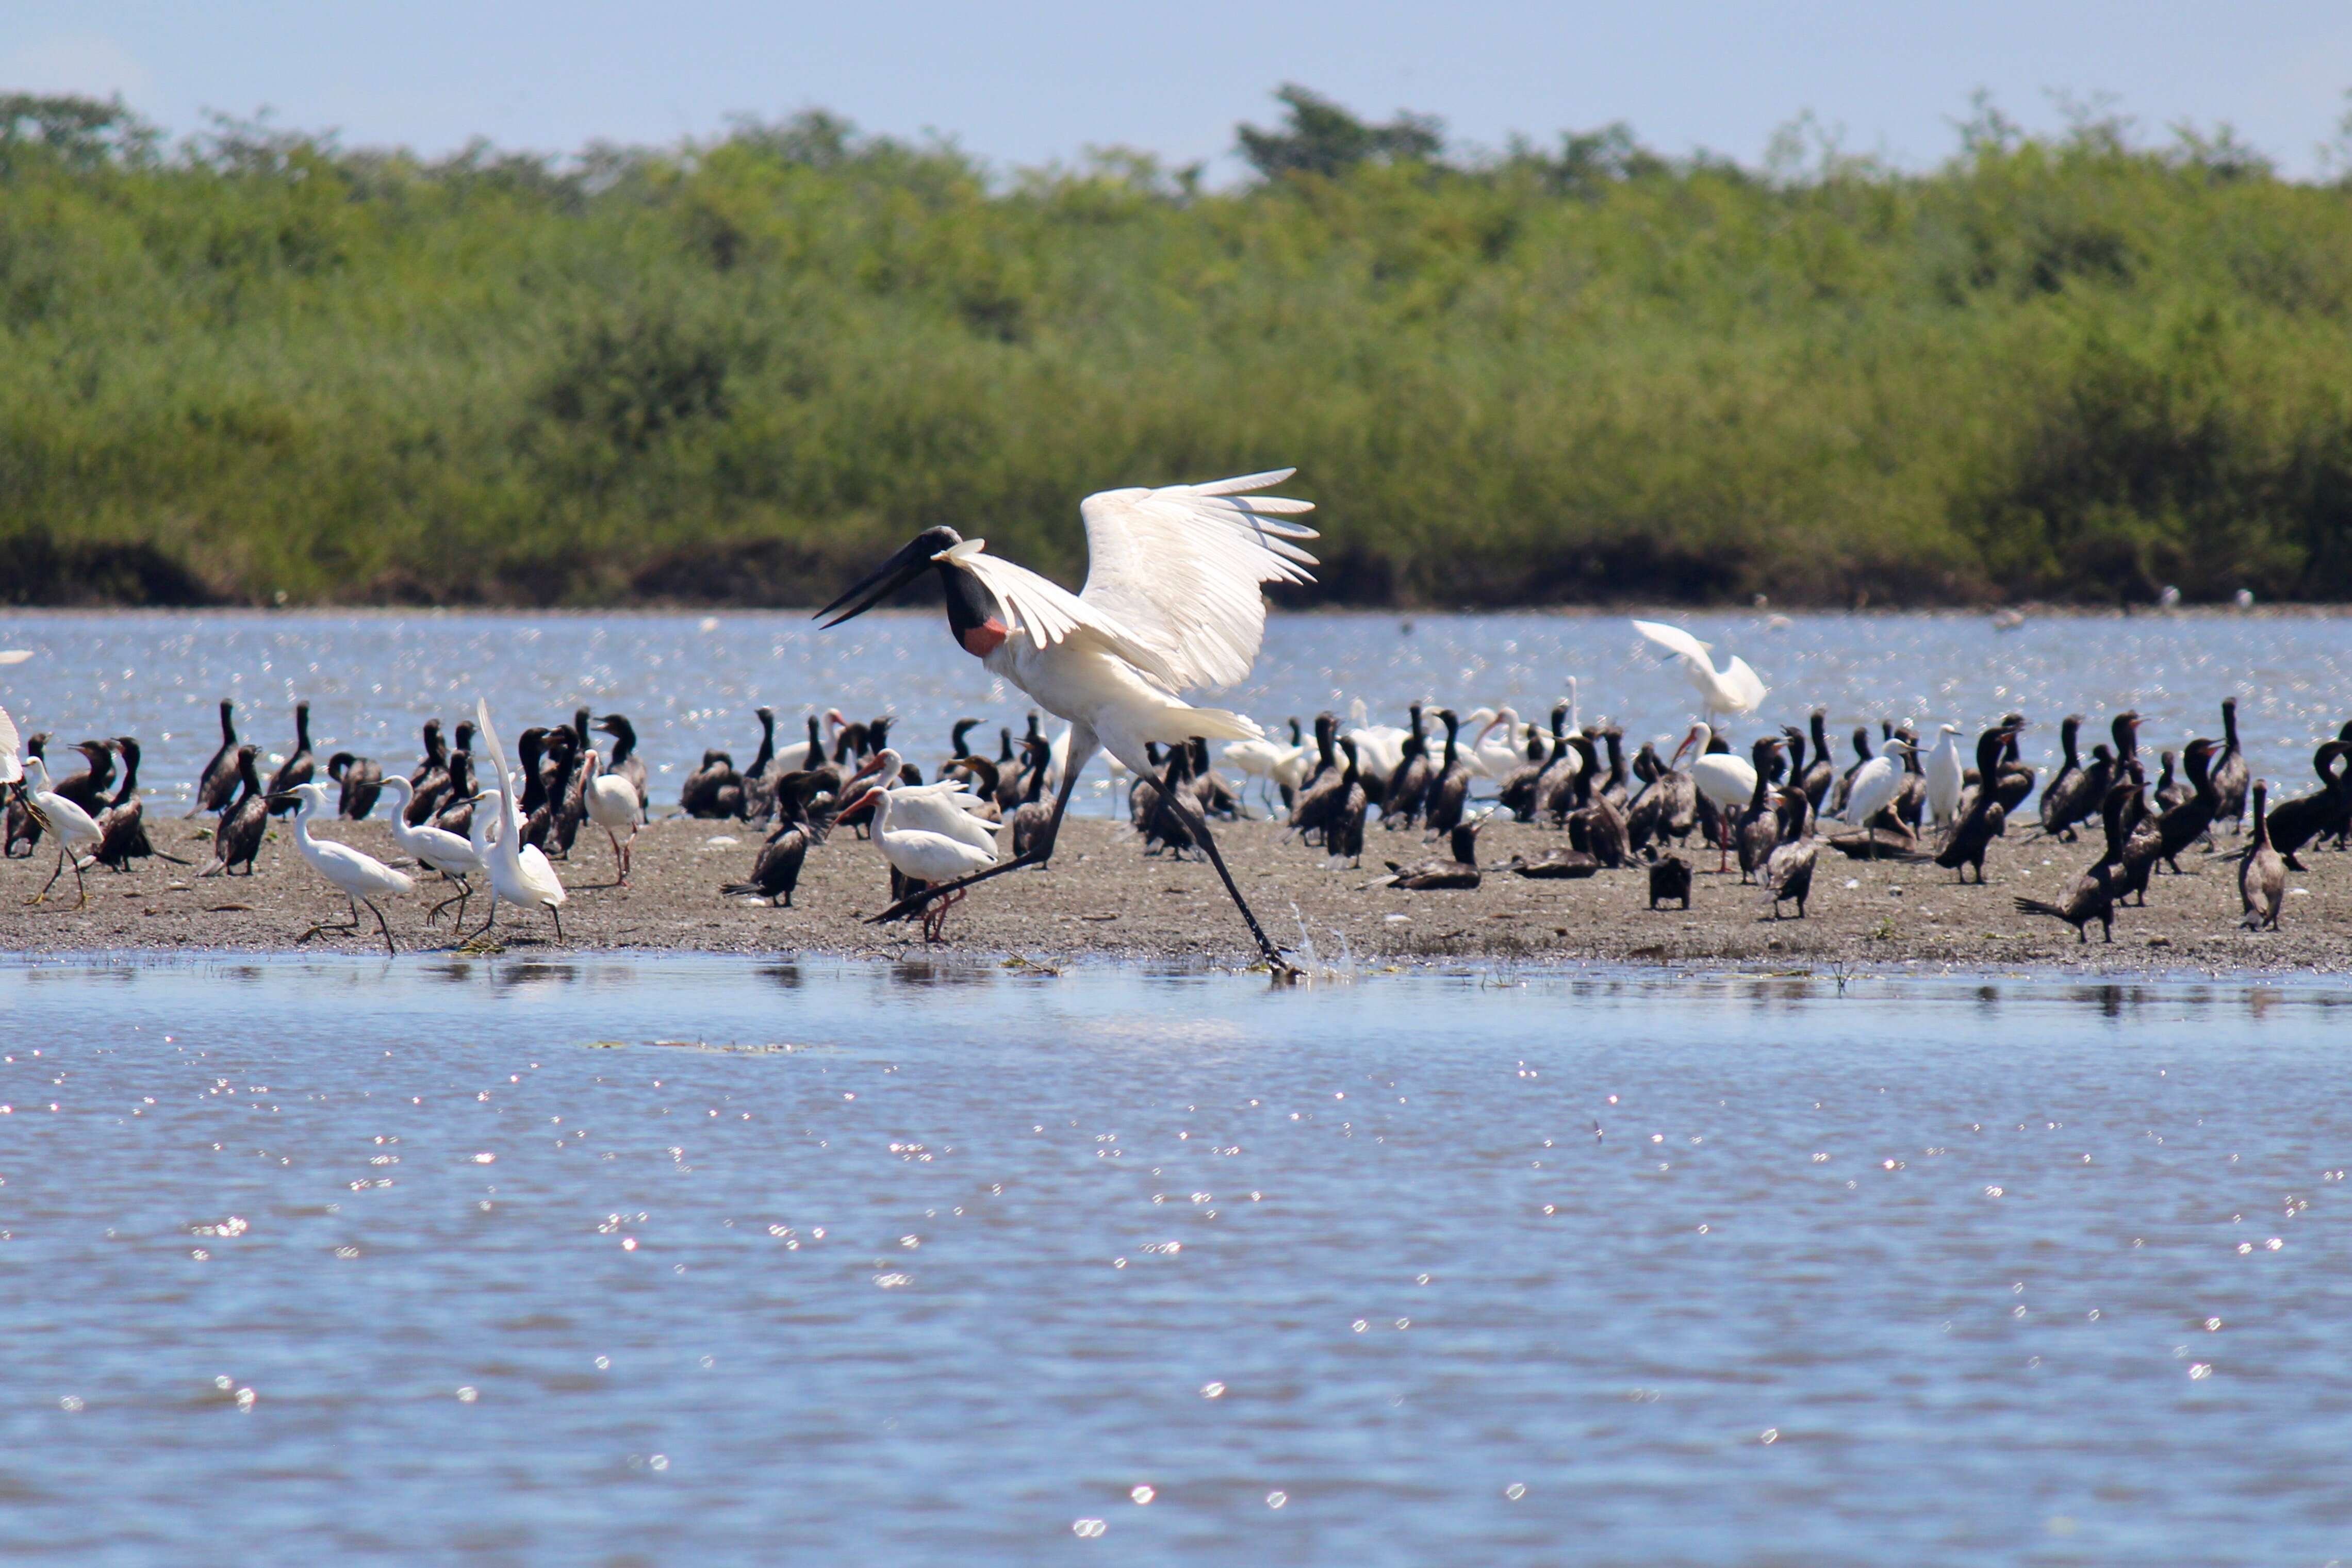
[4,89,2352,607]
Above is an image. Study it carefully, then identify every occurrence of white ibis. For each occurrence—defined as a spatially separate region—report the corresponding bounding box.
[269,780,414,954]
[837,770,1001,944]
[1633,619,1768,719]
[1685,723,1757,873]
[818,469,1316,969]
[585,757,642,883]
[467,699,568,943]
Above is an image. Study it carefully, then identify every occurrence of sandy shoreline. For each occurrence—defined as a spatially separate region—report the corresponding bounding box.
[3,812,2348,976]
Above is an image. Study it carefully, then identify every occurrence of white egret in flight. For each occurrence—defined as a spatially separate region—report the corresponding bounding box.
[818,469,1317,970]
[1632,620,1768,719]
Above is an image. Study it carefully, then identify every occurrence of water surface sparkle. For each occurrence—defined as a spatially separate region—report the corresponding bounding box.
[5,956,2348,1563]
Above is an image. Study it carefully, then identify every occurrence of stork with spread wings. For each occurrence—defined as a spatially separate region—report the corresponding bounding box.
[819,470,1317,971]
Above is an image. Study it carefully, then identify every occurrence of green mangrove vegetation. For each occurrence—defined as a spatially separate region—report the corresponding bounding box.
[6,86,2352,607]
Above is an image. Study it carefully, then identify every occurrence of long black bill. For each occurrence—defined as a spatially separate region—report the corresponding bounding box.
[816,530,958,628]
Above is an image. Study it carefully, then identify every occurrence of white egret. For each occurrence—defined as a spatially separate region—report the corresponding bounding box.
[379,775,484,925]
[1833,738,1915,857]
[1632,620,1768,719]
[0,650,30,665]
[1925,723,1965,829]
[467,699,568,943]
[837,771,1000,944]
[18,754,103,907]
[269,780,413,954]
[817,468,1316,970]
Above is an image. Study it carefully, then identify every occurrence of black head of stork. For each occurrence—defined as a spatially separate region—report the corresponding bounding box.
[817,526,1010,657]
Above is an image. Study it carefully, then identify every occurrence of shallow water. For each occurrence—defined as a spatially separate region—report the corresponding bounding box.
[3,607,2346,817]
[6,956,2350,1564]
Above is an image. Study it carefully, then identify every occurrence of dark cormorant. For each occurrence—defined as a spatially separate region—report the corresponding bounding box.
[190,700,240,816]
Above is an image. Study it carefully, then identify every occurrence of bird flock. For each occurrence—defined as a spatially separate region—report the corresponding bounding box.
[4,461,2348,964]
[6,656,2342,960]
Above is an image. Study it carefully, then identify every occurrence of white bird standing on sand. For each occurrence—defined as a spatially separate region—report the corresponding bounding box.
[379,774,484,924]
[836,769,1000,944]
[1633,619,1768,719]
[1925,723,1965,830]
[843,750,1001,854]
[1833,737,1915,856]
[269,779,413,954]
[468,699,568,943]
[585,755,642,884]
[818,469,1315,970]
[1685,723,1758,873]
[18,753,104,907]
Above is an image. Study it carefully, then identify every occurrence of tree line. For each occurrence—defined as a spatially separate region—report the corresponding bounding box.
[5,85,2352,607]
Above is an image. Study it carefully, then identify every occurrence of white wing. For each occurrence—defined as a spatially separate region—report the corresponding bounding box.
[1631,619,1713,666]
[0,702,19,785]
[0,650,31,665]
[942,542,1175,682]
[1077,470,1318,692]
[1720,656,1769,714]
[475,699,525,844]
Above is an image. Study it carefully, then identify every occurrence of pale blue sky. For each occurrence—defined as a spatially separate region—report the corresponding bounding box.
[8,2,2351,179]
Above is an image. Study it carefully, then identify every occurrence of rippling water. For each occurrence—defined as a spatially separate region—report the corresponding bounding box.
[3,608,2347,816]
[6,958,2349,1563]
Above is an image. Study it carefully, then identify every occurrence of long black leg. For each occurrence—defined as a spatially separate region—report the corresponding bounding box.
[1145,765,1296,976]
[364,898,397,956]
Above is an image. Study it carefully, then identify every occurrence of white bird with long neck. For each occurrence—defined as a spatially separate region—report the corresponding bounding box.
[1925,723,1965,830]
[837,770,1000,944]
[467,699,568,943]
[1633,619,1768,719]
[269,780,413,954]
[17,747,104,908]
[378,774,483,924]
[818,469,1317,970]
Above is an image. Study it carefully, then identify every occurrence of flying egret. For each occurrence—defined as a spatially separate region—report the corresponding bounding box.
[836,770,1001,944]
[816,468,1317,971]
[268,780,414,954]
[1632,620,1769,719]
[379,775,484,924]
[19,754,105,907]
[468,699,568,943]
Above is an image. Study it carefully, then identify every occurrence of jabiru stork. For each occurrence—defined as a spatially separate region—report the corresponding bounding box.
[817,469,1317,971]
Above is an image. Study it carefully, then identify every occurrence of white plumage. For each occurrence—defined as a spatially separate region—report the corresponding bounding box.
[818,468,1315,969]
[1633,619,1769,718]
[471,699,568,940]
[1686,727,1758,813]
[1836,742,1912,831]
[585,760,642,882]
[1925,724,1965,829]
[0,701,21,786]
[19,754,103,906]
[277,780,413,952]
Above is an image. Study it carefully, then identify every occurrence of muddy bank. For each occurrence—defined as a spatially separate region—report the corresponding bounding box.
[4,812,2348,976]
